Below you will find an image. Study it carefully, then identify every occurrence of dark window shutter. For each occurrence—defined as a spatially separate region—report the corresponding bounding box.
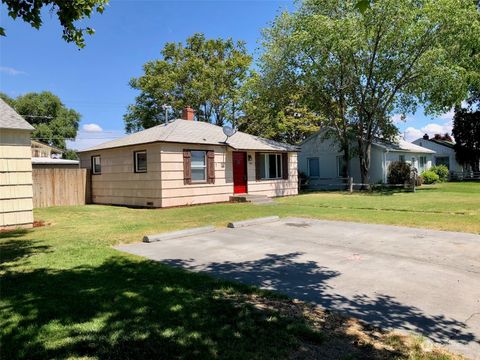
[207,150,215,184]
[183,150,192,185]
[282,153,289,180]
[255,152,261,180]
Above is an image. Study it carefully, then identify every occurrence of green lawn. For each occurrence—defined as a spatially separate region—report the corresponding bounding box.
[1,182,478,359]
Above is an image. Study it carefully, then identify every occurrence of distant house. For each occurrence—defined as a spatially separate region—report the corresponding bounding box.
[0,99,34,230]
[412,134,463,172]
[299,129,435,185]
[78,108,298,208]
[31,140,79,169]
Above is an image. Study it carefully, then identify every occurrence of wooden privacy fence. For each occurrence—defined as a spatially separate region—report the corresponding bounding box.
[32,168,91,208]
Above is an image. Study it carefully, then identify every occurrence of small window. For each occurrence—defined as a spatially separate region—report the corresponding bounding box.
[419,156,427,171]
[399,155,405,162]
[134,151,147,173]
[259,153,282,179]
[92,155,101,174]
[308,158,320,178]
[435,156,450,169]
[191,150,206,182]
[337,156,347,177]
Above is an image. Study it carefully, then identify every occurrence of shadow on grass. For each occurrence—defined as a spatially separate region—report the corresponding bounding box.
[3,247,415,359]
[0,232,50,271]
[164,253,477,348]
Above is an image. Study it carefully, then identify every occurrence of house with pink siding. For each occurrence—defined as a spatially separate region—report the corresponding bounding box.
[78,108,298,208]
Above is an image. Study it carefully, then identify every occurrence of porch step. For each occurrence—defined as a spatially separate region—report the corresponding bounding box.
[230,194,276,205]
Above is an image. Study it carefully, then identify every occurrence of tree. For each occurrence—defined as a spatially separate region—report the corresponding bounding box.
[453,94,480,171]
[238,73,322,144]
[125,33,252,133]
[258,0,480,184]
[7,91,80,149]
[1,0,108,47]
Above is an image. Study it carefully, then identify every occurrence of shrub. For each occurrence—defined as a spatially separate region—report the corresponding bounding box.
[430,165,449,182]
[415,175,424,187]
[421,170,440,184]
[387,161,412,184]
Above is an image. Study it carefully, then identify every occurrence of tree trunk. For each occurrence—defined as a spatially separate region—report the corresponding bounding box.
[358,141,371,188]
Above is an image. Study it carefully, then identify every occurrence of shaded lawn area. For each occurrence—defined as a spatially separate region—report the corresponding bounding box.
[1,182,477,359]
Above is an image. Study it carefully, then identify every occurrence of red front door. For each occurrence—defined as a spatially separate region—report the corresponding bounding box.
[233,151,248,194]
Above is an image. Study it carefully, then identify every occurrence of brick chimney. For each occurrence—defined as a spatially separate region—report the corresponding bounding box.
[182,107,195,121]
[423,133,429,140]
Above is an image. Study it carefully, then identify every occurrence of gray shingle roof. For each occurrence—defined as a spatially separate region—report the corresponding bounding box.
[78,119,298,152]
[0,98,35,131]
[374,138,435,154]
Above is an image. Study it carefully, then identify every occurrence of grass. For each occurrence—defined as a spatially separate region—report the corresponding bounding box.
[1,182,478,359]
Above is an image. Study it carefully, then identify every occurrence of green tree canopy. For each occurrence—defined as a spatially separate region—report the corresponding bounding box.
[124,33,252,133]
[255,0,480,183]
[1,0,108,47]
[453,92,480,171]
[5,91,81,149]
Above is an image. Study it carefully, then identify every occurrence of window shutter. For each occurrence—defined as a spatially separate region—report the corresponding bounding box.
[183,150,192,185]
[206,150,215,184]
[255,152,261,180]
[282,153,289,180]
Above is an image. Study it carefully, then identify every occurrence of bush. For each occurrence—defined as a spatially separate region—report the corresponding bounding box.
[387,161,412,184]
[421,170,440,184]
[430,165,449,182]
[415,175,424,186]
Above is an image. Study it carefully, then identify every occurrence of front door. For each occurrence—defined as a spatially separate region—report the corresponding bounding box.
[233,151,248,194]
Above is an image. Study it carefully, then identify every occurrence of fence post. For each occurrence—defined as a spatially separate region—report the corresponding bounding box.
[348,177,353,193]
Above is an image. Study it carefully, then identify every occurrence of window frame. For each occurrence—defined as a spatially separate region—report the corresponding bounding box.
[259,153,283,180]
[190,150,207,183]
[91,155,101,175]
[133,150,147,173]
[336,155,347,178]
[307,157,320,178]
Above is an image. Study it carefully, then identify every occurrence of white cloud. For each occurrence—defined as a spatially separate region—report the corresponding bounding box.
[0,66,26,76]
[439,108,455,121]
[403,121,453,142]
[82,123,103,133]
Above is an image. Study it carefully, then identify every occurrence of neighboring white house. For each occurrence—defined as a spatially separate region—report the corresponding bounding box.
[78,108,299,208]
[0,98,35,230]
[299,129,435,185]
[412,135,463,172]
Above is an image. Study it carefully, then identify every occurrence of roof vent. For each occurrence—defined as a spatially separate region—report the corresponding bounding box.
[423,134,429,140]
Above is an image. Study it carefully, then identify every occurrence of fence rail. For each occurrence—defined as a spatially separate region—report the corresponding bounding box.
[32,168,91,208]
[450,171,480,181]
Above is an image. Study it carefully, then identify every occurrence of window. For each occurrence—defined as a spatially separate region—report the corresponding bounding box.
[259,153,283,179]
[435,156,450,169]
[337,156,347,177]
[399,155,405,162]
[191,150,206,181]
[308,158,320,178]
[134,151,147,173]
[419,156,427,171]
[91,156,101,174]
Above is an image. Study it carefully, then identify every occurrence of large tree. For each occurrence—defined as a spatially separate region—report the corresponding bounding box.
[5,91,81,149]
[1,0,108,47]
[257,0,480,184]
[125,33,252,133]
[453,92,480,171]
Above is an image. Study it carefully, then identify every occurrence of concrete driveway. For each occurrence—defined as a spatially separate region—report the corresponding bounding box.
[115,218,480,359]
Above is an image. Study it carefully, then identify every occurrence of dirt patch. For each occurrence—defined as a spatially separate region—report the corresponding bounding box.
[33,220,47,228]
[238,294,466,360]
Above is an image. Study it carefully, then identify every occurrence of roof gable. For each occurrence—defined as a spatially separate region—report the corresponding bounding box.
[0,98,35,131]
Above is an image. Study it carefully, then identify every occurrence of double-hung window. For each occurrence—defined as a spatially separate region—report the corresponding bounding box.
[308,158,320,178]
[92,155,101,174]
[134,151,147,173]
[259,153,283,179]
[337,156,347,177]
[191,150,207,182]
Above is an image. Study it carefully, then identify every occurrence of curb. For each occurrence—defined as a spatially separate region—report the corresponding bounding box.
[143,226,215,243]
[227,216,280,228]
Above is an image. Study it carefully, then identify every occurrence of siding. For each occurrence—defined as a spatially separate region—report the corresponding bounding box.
[412,139,462,172]
[0,129,34,229]
[80,142,298,208]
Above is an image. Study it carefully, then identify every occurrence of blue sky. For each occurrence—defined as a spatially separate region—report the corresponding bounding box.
[1,0,453,150]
